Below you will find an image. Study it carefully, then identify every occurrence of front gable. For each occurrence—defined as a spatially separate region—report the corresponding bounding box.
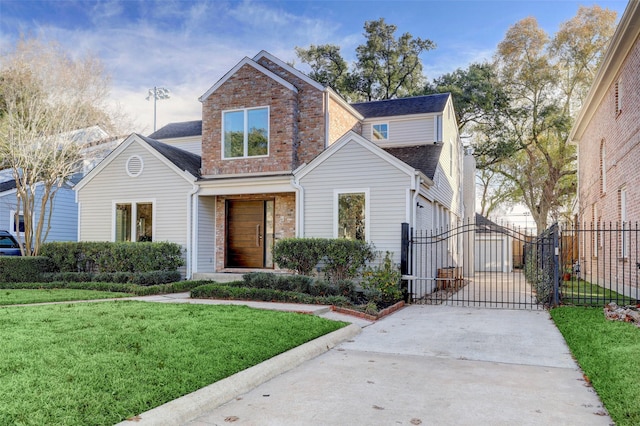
[295,131,418,182]
[75,134,198,194]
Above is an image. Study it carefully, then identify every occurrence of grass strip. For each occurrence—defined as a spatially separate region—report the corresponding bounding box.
[0,289,129,305]
[551,306,640,426]
[0,301,346,425]
[560,279,637,306]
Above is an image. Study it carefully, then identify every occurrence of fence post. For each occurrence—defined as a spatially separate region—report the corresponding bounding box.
[401,223,409,275]
[552,224,560,307]
[401,223,410,302]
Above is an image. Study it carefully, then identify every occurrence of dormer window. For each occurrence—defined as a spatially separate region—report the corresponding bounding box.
[372,123,388,141]
[223,107,269,158]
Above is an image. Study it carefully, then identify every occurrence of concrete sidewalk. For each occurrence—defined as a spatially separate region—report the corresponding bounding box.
[121,295,610,425]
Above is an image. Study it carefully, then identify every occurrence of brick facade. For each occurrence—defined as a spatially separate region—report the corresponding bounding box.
[214,192,296,272]
[328,96,362,145]
[201,64,299,175]
[576,27,639,285]
[578,37,640,226]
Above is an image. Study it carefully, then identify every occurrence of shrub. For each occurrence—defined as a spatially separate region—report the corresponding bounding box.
[40,270,182,286]
[0,280,206,295]
[190,283,351,306]
[323,239,375,283]
[40,241,184,273]
[0,257,54,282]
[361,251,403,304]
[242,272,314,293]
[272,238,326,275]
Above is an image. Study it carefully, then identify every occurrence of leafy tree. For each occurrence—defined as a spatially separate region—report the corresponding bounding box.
[424,62,508,133]
[0,38,116,255]
[464,7,615,231]
[296,18,435,101]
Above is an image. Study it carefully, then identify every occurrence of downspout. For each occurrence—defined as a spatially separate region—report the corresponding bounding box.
[186,184,199,279]
[291,177,304,237]
[411,172,421,230]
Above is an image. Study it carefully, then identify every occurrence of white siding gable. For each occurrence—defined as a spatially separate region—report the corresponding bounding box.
[298,136,413,260]
[76,140,194,248]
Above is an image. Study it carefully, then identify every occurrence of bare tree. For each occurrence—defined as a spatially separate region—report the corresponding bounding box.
[0,38,115,255]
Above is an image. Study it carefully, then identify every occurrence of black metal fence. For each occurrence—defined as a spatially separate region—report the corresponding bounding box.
[559,222,639,307]
[401,220,639,309]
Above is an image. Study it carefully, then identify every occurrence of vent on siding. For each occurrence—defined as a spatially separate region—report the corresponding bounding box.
[126,155,144,177]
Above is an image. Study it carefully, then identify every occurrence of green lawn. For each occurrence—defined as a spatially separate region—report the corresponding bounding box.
[560,279,638,306]
[0,301,346,425]
[0,289,130,305]
[551,306,640,426]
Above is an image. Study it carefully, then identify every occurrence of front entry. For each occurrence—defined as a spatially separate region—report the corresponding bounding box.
[225,199,274,268]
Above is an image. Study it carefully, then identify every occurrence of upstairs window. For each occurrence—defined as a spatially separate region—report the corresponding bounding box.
[223,107,269,158]
[372,123,388,141]
[615,80,622,116]
[600,140,606,194]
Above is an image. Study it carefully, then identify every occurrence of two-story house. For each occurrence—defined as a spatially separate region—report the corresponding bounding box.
[569,1,639,289]
[75,51,470,281]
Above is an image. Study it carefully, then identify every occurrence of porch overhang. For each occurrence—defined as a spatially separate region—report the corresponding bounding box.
[196,173,295,195]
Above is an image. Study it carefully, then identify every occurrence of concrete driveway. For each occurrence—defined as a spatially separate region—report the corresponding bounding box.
[175,305,610,426]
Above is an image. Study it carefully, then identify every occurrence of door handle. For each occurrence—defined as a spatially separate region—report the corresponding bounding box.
[256,224,262,247]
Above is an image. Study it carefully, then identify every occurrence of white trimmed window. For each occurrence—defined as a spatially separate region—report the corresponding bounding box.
[334,189,369,241]
[114,201,154,242]
[620,187,628,258]
[615,80,622,116]
[10,210,24,236]
[372,123,388,141]
[435,115,443,142]
[222,107,269,158]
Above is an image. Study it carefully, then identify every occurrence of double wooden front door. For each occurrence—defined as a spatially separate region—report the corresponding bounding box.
[225,199,274,268]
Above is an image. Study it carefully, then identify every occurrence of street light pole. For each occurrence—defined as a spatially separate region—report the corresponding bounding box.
[146,86,170,132]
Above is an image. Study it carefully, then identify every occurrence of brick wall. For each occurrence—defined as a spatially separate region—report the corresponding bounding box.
[201,64,298,175]
[578,36,640,282]
[214,192,296,272]
[578,38,640,226]
[255,57,327,165]
[328,96,362,145]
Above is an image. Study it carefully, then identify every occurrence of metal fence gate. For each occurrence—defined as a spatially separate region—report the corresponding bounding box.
[401,220,639,309]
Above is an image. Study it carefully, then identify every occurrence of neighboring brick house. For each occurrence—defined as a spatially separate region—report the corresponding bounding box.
[569,1,639,285]
[76,51,472,282]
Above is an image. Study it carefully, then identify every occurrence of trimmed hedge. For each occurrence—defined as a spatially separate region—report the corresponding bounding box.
[190,283,351,306]
[272,238,326,275]
[40,270,182,286]
[0,257,55,282]
[40,241,184,273]
[272,238,375,282]
[0,280,209,296]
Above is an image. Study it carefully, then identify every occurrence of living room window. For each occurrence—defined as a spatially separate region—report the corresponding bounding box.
[372,123,388,141]
[223,107,269,158]
[335,190,369,241]
[114,202,154,242]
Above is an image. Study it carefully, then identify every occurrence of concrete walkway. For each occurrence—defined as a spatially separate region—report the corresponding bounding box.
[117,294,611,426]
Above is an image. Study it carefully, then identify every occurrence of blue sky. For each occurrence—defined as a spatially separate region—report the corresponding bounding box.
[0,0,630,134]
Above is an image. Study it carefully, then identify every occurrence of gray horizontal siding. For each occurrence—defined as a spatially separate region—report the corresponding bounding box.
[300,140,411,262]
[362,116,436,146]
[77,142,193,248]
[196,196,216,273]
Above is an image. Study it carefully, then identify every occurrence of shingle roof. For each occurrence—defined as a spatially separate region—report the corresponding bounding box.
[137,135,202,178]
[147,120,202,139]
[350,93,450,118]
[382,144,442,180]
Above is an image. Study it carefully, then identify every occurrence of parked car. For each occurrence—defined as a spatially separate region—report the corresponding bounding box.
[0,230,22,256]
